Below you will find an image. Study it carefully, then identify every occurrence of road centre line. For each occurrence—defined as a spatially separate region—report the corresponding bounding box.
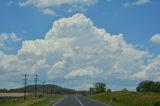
[75,96,84,106]
[86,97,111,106]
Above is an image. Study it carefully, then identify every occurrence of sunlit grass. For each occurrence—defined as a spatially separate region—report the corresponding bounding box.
[29,96,62,106]
[89,92,160,106]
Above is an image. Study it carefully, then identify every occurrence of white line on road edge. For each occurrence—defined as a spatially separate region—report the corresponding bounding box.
[86,97,111,106]
[75,96,84,106]
[51,97,65,106]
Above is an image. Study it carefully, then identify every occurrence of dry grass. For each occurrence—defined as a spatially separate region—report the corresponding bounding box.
[0,93,30,97]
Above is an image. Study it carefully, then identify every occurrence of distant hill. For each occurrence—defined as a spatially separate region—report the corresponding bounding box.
[0,84,75,94]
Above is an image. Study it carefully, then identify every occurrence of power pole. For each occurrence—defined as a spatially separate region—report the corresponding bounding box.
[23,74,29,100]
[93,83,95,94]
[42,82,46,97]
[50,86,53,96]
[34,74,38,98]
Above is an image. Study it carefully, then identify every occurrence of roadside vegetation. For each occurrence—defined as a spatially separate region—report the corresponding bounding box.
[88,80,160,106]
[0,83,72,106]
[0,95,62,106]
[89,92,160,106]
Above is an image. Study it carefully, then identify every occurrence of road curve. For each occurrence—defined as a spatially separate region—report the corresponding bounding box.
[52,95,110,106]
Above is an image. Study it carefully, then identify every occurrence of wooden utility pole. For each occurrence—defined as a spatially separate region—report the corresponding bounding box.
[34,74,38,98]
[23,74,29,100]
[42,82,46,97]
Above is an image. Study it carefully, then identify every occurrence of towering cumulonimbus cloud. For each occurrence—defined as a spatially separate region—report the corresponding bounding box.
[0,13,160,90]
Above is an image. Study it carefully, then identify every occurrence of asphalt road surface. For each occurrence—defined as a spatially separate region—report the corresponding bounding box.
[52,95,110,106]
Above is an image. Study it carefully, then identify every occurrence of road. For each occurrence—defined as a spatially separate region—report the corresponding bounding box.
[52,95,110,106]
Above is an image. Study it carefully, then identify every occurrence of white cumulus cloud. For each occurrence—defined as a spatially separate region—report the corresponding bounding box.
[41,8,56,16]
[0,33,21,43]
[150,34,160,44]
[131,56,160,80]
[133,0,151,6]
[19,0,98,8]
[65,67,103,79]
[0,33,21,52]
[18,0,98,15]
[123,0,151,8]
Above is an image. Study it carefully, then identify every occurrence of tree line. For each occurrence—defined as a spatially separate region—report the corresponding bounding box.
[89,80,160,94]
[137,80,160,92]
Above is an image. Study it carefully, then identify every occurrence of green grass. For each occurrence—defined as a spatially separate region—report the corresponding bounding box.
[0,96,62,106]
[89,92,160,106]
[29,96,62,106]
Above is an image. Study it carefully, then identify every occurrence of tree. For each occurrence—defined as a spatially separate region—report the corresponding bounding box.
[137,80,160,92]
[122,88,128,92]
[95,82,106,94]
[89,87,94,94]
[106,89,111,93]
[154,82,160,92]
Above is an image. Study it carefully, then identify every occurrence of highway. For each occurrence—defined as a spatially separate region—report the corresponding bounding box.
[52,95,110,106]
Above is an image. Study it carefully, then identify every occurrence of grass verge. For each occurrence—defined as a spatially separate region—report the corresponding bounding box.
[29,96,62,106]
[0,96,62,106]
[88,92,160,106]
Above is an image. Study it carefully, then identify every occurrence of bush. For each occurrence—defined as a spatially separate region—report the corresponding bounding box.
[154,101,160,106]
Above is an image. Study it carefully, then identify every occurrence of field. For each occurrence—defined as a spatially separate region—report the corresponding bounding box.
[89,91,160,106]
[0,93,62,106]
[0,93,29,97]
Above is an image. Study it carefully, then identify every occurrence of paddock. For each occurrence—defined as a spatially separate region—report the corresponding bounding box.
[0,93,28,102]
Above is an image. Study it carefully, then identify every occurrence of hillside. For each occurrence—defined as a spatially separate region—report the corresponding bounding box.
[0,84,75,94]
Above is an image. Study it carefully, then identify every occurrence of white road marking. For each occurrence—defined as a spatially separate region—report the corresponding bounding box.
[52,97,65,106]
[86,97,111,106]
[75,96,84,106]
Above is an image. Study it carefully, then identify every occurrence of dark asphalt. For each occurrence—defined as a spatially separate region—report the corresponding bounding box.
[52,95,110,106]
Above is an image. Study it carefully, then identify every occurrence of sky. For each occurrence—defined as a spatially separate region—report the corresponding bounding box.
[0,0,160,91]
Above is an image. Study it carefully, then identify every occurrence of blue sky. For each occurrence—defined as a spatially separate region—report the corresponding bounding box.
[0,0,160,91]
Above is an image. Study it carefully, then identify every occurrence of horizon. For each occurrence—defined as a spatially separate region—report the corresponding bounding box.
[0,0,160,91]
